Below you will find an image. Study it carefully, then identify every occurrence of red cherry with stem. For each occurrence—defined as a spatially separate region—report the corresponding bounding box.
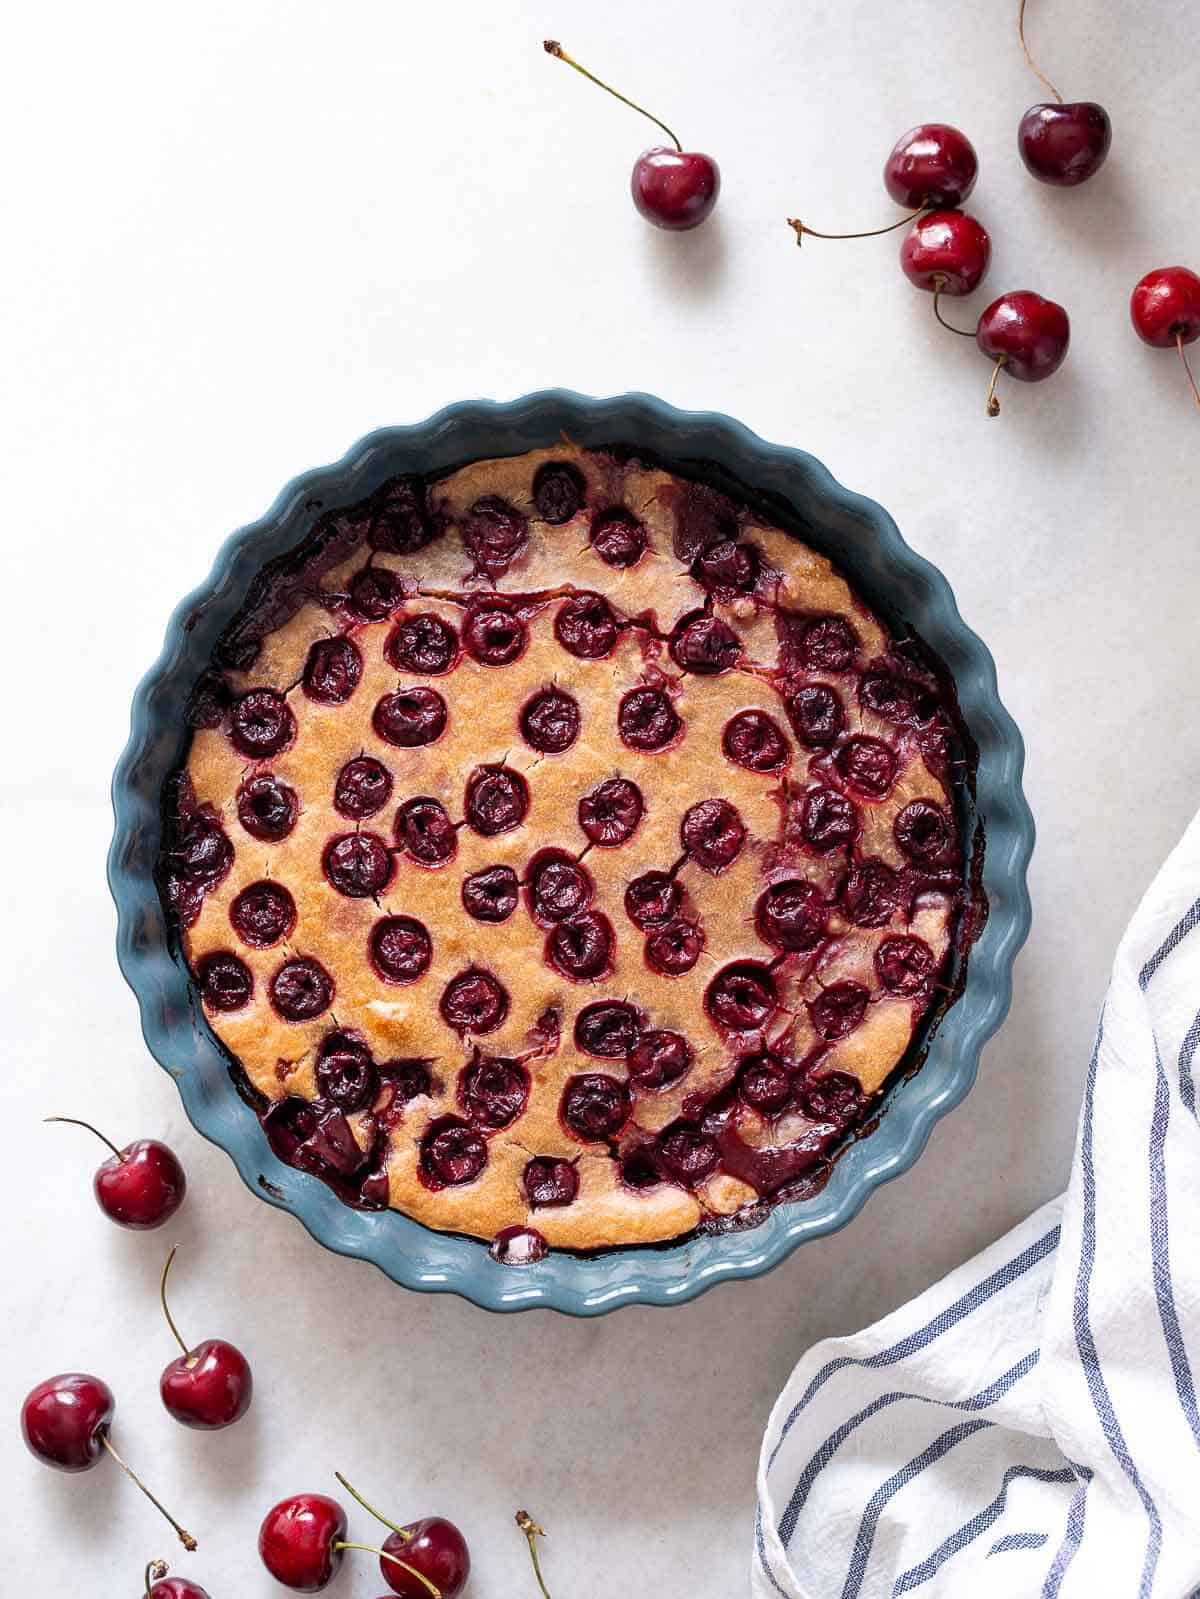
[789,123,977,247]
[1131,266,1200,410]
[157,1246,253,1431]
[47,1116,185,1228]
[259,1494,347,1592]
[543,40,718,230]
[336,1471,469,1599]
[976,291,1070,414]
[1016,0,1111,186]
[516,1510,556,1599]
[144,1559,213,1599]
[899,210,990,295]
[21,1373,197,1550]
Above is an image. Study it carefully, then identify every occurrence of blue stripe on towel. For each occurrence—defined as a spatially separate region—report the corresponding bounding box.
[1139,895,1200,989]
[1073,1013,1163,1594]
[777,1352,1039,1545]
[990,1532,1049,1556]
[754,1504,792,1598]
[1040,1464,1093,1598]
[840,1420,994,1599]
[892,1465,1073,1593]
[1149,1040,1200,1450]
[767,1228,1059,1474]
[1180,1005,1200,1118]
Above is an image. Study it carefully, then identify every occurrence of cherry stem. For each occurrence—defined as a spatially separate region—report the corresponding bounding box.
[45,1116,123,1161]
[333,1471,409,1541]
[543,40,682,152]
[985,355,1008,417]
[516,1511,553,1599]
[335,1542,440,1599]
[159,1246,190,1358]
[931,285,975,338]
[145,1560,168,1599]
[100,1435,197,1551]
[1176,331,1200,410]
[1017,0,1064,104]
[787,210,921,248]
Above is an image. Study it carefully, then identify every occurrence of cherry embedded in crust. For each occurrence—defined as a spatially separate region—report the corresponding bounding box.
[369,915,433,983]
[196,951,253,1012]
[694,539,760,597]
[519,685,582,754]
[795,785,859,853]
[894,798,954,861]
[237,773,299,840]
[462,598,529,665]
[681,797,746,873]
[706,961,777,1033]
[394,796,458,867]
[373,686,447,747]
[793,615,860,673]
[621,1146,663,1189]
[618,687,682,752]
[632,147,721,231]
[463,495,528,576]
[21,1372,113,1471]
[258,1493,347,1591]
[578,776,644,845]
[644,918,705,976]
[976,291,1070,384]
[230,880,296,947]
[801,1069,863,1121]
[1019,102,1111,187]
[835,735,897,799]
[370,474,439,555]
[786,683,845,748]
[333,756,393,820]
[527,849,594,924]
[546,910,615,981]
[533,460,586,523]
[315,1031,379,1112]
[461,864,520,923]
[385,613,460,676]
[809,981,870,1041]
[884,124,978,208]
[899,210,991,295]
[590,506,647,568]
[185,669,233,729]
[555,591,620,659]
[380,1057,434,1104]
[420,1116,488,1187]
[323,831,394,898]
[270,957,334,1021]
[459,1056,530,1129]
[723,709,791,773]
[561,1073,633,1141]
[464,763,530,836]
[627,1028,692,1091]
[524,1156,579,1208]
[859,671,936,726]
[669,610,743,675]
[876,934,937,996]
[574,1000,641,1058]
[656,1121,719,1187]
[348,563,406,621]
[172,809,233,889]
[381,1518,472,1599]
[755,879,827,952]
[302,635,362,705]
[230,689,296,759]
[841,859,901,927]
[738,1053,793,1115]
[672,483,738,563]
[625,870,682,928]
[440,967,510,1035]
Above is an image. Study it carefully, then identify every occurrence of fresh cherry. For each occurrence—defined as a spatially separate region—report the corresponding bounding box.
[1016,1,1110,186]
[157,1246,252,1431]
[789,124,976,246]
[899,209,990,295]
[258,1494,347,1591]
[46,1117,186,1230]
[380,1519,472,1599]
[1131,266,1200,410]
[22,1373,196,1549]
[144,1560,212,1599]
[543,41,719,231]
[976,291,1070,414]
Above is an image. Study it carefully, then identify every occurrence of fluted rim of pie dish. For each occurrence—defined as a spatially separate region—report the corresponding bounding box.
[108,390,1033,1316]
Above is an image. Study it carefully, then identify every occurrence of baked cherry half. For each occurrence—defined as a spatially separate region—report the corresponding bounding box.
[555,592,619,658]
[533,460,586,523]
[520,686,581,753]
[793,785,859,853]
[723,709,791,773]
[670,611,742,675]
[238,772,299,839]
[706,962,777,1033]
[575,1000,641,1057]
[546,910,615,981]
[561,1073,633,1141]
[809,981,870,1041]
[271,957,335,1021]
[578,776,644,845]
[624,869,682,928]
[334,755,393,820]
[462,495,528,576]
[231,880,297,946]
[46,1117,186,1230]
[196,950,253,1012]
[524,1156,579,1207]
[894,798,954,861]
[464,764,530,836]
[369,915,433,983]
[462,598,528,665]
[459,1055,530,1129]
[755,879,827,951]
[323,832,394,898]
[876,935,937,995]
[627,1029,692,1091]
[835,735,897,799]
[644,918,705,976]
[440,967,510,1035]
[386,613,460,676]
[656,1121,719,1187]
[618,687,681,751]
[791,614,860,673]
[802,1069,864,1121]
[681,797,745,873]
[157,1246,253,1431]
[420,1116,488,1187]
[348,564,405,620]
[316,1031,379,1112]
[230,689,296,759]
[841,860,901,927]
[785,683,845,748]
[527,849,594,924]
[302,635,362,704]
[590,506,646,567]
[373,686,448,747]
[461,864,519,922]
[694,538,760,597]
[370,474,440,554]
[394,796,458,867]
[738,1053,793,1115]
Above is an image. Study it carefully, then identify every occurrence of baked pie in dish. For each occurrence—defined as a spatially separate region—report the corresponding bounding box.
[159,443,976,1259]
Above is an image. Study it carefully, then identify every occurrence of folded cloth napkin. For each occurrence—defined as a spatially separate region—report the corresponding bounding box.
[754,812,1200,1599]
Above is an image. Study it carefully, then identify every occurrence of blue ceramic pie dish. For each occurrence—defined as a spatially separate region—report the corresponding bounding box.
[108,391,1033,1316]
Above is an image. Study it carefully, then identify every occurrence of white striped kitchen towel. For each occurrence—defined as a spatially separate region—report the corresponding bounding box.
[754,810,1200,1599]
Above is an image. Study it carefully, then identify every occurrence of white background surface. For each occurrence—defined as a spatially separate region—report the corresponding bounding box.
[3,2,1199,1594]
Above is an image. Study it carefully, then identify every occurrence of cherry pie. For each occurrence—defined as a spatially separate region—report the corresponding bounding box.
[159,445,974,1258]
